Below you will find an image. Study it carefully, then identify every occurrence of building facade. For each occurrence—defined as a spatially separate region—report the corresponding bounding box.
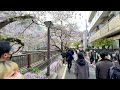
[88,11,120,49]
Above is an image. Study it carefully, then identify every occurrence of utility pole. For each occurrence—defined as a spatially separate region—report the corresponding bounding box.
[85,19,87,30]
[44,21,53,76]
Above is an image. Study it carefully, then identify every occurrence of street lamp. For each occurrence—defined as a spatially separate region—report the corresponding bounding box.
[44,21,53,76]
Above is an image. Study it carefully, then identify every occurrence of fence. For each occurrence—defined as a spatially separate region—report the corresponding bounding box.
[11,50,59,73]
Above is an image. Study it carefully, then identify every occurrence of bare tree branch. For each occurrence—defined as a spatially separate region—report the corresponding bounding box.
[0,15,33,30]
[50,38,61,51]
[11,46,23,55]
[21,21,33,33]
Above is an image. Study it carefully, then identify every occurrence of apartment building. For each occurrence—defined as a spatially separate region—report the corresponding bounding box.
[88,11,120,49]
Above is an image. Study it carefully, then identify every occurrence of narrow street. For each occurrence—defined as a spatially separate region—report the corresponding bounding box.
[65,60,96,79]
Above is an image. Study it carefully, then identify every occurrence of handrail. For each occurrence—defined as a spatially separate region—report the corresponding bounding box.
[11,50,59,73]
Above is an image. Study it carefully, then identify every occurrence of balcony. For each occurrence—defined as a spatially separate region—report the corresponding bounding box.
[89,13,120,43]
[88,11,97,22]
[108,13,120,34]
[89,11,109,33]
[100,23,109,37]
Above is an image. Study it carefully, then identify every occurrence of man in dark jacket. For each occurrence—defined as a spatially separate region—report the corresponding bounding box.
[96,51,113,79]
[93,50,100,64]
[108,61,120,79]
[108,49,120,79]
[66,49,74,72]
[90,50,94,64]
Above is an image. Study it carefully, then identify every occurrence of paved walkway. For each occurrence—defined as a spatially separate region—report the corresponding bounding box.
[64,51,96,79]
[55,52,96,79]
[65,61,76,79]
[88,63,96,79]
[64,60,96,79]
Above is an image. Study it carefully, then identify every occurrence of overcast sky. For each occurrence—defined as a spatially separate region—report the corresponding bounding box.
[46,11,91,32]
[75,11,91,31]
[28,11,91,32]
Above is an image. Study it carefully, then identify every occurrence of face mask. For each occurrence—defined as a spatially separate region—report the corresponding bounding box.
[7,54,12,60]
[9,54,12,59]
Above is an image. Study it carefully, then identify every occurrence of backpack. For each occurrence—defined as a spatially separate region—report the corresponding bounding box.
[66,52,73,61]
[108,62,120,79]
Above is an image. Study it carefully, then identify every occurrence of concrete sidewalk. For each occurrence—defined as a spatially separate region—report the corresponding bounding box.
[56,53,96,79]
[65,61,76,79]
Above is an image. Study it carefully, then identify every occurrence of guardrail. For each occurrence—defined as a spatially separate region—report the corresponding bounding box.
[11,50,59,73]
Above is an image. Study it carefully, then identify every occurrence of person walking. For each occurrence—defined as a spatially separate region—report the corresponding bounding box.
[114,49,120,62]
[66,49,74,72]
[73,50,78,61]
[93,50,100,64]
[89,50,94,64]
[108,49,120,79]
[96,51,113,79]
[74,53,89,79]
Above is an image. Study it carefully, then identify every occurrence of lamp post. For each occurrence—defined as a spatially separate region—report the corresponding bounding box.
[44,21,53,76]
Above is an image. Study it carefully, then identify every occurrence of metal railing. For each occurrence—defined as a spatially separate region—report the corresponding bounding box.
[11,50,59,73]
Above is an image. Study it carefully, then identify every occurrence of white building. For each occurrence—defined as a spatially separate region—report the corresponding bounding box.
[88,11,120,49]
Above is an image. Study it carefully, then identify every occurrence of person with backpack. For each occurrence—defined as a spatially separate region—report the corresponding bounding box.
[66,49,74,72]
[96,51,113,79]
[74,53,89,79]
[108,61,120,79]
[108,50,120,79]
[114,49,120,62]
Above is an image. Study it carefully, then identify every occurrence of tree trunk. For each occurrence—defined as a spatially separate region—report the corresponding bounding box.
[0,15,33,30]
[61,41,63,52]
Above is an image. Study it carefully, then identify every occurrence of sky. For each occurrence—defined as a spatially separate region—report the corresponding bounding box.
[26,11,91,32]
[45,11,91,32]
[74,11,91,31]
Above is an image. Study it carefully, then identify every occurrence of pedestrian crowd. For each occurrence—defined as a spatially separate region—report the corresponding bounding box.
[61,48,89,79]
[1,40,120,79]
[61,47,120,79]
